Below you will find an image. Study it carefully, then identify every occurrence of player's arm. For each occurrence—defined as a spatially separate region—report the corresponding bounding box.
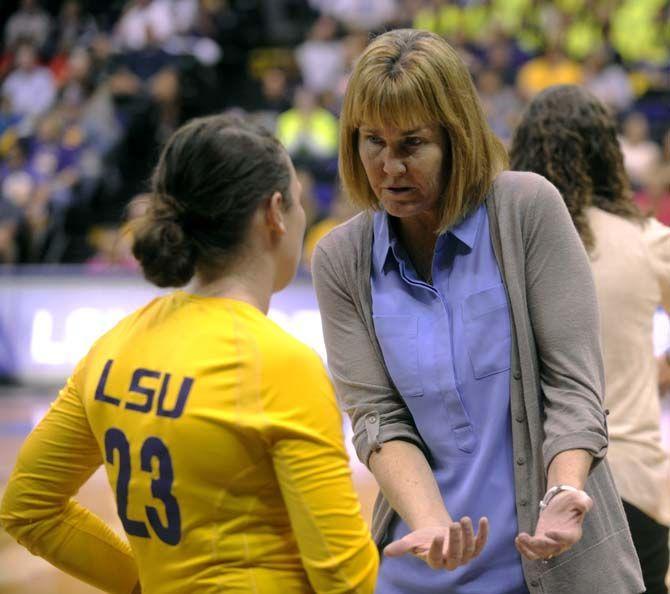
[0,367,140,594]
[267,349,378,594]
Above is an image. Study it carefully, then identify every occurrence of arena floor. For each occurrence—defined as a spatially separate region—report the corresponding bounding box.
[1,387,668,593]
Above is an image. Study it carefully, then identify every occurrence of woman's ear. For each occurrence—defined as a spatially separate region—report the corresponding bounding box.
[265,191,286,234]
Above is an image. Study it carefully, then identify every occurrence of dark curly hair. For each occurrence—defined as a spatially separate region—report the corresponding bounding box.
[510,84,645,253]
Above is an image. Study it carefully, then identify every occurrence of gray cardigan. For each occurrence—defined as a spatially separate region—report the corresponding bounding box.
[312,171,643,593]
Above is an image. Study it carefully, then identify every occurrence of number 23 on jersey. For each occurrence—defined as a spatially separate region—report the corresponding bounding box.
[94,359,195,546]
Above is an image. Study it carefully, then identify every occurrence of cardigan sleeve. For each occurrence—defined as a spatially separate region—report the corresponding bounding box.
[522,178,608,471]
[312,233,426,468]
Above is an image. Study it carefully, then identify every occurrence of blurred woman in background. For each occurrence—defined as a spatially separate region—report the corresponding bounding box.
[511,84,670,594]
[0,114,378,594]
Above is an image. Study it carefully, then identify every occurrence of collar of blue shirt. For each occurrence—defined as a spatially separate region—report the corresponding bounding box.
[372,205,484,273]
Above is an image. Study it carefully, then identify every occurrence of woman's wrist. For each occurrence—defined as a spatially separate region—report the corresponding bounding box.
[412,512,454,529]
[539,485,584,512]
[546,449,592,492]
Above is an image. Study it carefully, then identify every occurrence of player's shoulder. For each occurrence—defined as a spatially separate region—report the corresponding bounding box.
[86,296,165,357]
[257,316,323,372]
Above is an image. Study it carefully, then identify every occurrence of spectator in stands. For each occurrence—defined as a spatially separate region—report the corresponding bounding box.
[561,8,604,62]
[259,67,293,114]
[148,67,181,145]
[323,30,368,115]
[310,0,398,31]
[48,0,99,56]
[118,25,175,82]
[411,0,461,39]
[620,112,662,190]
[516,42,583,100]
[610,0,669,66]
[0,139,40,210]
[58,46,121,156]
[28,109,86,209]
[15,182,66,263]
[484,36,523,86]
[476,68,522,145]
[252,67,293,133]
[295,15,345,96]
[635,167,670,227]
[85,223,138,271]
[59,47,96,104]
[103,64,187,223]
[28,112,66,183]
[114,0,176,52]
[276,86,339,175]
[88,32,116,86]
[3,0,52,52]
[1,41,56,123]
[583,45,634,112]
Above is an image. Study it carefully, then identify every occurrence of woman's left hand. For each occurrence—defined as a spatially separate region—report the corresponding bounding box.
[515,489,593,562]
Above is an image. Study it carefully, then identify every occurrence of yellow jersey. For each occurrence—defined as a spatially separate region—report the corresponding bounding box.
[1,291,378,593]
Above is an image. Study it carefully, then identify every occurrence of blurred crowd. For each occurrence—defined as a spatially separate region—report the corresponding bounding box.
[0,0,668,271]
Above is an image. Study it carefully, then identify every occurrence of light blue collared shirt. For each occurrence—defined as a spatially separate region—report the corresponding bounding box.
[371,205,527,594]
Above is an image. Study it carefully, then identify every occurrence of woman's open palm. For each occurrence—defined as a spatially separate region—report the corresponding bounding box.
[515,490,593,561]
[383,517,489,570]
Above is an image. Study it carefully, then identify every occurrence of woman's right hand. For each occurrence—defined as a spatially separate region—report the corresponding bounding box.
[383,516,489,570]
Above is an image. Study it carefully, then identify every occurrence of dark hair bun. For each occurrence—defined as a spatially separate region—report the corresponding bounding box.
[132,214,197,288]
[133,114,291,288]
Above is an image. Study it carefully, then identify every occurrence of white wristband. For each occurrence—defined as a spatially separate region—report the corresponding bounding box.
[539,484,582,512]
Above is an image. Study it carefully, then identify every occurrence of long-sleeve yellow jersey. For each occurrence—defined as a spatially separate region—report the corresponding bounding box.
[1,291,378,594]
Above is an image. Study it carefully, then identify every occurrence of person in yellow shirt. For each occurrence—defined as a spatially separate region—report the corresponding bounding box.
[276,87,339,161]
[0,114,378,594]
[516,44,583,100]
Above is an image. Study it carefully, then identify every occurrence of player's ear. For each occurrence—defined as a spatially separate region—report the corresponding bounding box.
[265,191,287,235]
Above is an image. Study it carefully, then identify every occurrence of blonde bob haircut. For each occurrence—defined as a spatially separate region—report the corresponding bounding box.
[339,29,508,232]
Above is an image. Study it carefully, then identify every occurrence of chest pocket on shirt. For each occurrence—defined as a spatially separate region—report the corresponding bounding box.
[462,285,512,379]
[373,315,423,398]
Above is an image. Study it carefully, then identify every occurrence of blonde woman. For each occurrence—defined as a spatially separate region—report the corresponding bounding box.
[313,29,643,593]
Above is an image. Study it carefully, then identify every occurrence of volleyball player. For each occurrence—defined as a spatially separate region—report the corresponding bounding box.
[0,114,378,593]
